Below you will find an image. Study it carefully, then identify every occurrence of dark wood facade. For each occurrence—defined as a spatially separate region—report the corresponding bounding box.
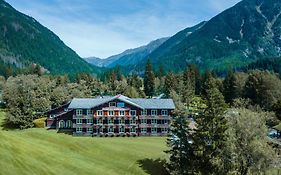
[47,98,173,137]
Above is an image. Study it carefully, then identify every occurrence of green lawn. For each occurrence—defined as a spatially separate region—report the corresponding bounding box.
[0,110,168,175]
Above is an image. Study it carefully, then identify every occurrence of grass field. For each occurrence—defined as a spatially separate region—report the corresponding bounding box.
[0,110,168,175]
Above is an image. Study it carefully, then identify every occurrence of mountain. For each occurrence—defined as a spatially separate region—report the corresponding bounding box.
[85,37,169,68]
[84,57,104,67]
[143,0,281,73]
[0,0,99,75]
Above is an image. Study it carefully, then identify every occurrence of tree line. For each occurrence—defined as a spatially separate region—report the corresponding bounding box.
[0,60,280,174]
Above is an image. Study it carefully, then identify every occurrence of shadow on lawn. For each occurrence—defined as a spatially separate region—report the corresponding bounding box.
[56,129,73,135]
[137,158,170,175]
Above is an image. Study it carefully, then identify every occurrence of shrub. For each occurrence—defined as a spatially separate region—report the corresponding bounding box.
[33,117,47,128]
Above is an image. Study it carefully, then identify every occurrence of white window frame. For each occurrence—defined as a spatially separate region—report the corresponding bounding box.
[87,128,93,133]
[141,119,147,124]
[119,118,125,124]
[108,118,114,125]
[108,110,114,116]
[97,110,103,116]
[76,109,83,116]
[86,119,93,124]
[66,120,72,128]
[119,110,125,116]
[151,110,157,116]
[59,120,64,128]
[151,119,157,124]
[76,119,83,124]
[161,110,168,116]
[141,128,147,133]
[130,110,136,116]
[161,128,168,132]
[141,110,147,116]
[76,127,82,133]
[108,127,114,133]
[130,127,136,133]
[152,127,157,133]
[119,127,125,133]
[87,109,93,115]
[130,118,136,125]
[109,102,116,107]
[97,118,103,124]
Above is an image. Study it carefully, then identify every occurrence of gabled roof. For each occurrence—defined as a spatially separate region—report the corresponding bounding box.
[130,98,175,109]
[68,94,175,110]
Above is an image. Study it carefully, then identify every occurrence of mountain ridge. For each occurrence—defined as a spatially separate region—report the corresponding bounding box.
[85,37,169,68]
[0,0,100,75]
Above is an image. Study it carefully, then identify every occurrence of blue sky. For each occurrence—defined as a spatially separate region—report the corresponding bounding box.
[6,0,241,58]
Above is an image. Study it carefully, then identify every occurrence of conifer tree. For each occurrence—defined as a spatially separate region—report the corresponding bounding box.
[164,72,176,96]
[192,75,228,174]
[166,110,193,175]
[223,70,239,104]
[144,60,155,97]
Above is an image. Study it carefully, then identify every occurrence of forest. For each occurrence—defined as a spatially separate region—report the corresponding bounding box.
[0,60,281,175]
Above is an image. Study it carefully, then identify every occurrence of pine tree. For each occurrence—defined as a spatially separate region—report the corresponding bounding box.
[164,72,176,96]
[166,110,193,175]
[144,60,155,97]
[182,65,196,104]
[223,70,239,104]
[192,75,228,174]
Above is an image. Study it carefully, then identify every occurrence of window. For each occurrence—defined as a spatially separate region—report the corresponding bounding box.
[59,120,64,128]
[151,110,157,116]
[117,102,125,107]
[87,109,93,115]
[66,120,72,128]
[140,119,147,124]
[119,127,125,133]
[108,118,114,124]
[76,119,82,124]
[108,110,114,116]
[151,119,157,124]
[76,109,83,116]
[152,128,157,133]
[76,127,82,132]
[119,118,125,124]
[161,110,168,116]
[130,118,136,125]
[109,102,116,107]
[87,128,93,132]
[119,110,125,116]
[141,128,147,133]
[108,127,114,133]
[141,110,147,116]
[97,110,103,116]
[130,110,136,116]
[97,118,103,124]
[130,127,136,133]
[161,128,168,132]
[86,119,93,124]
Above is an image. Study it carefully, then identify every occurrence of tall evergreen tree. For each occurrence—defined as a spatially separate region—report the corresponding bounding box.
[182,65,196,104]
[192,75,228,174]
[144,60,155,97]
[166,111,193,175]
[164,72,176,96]
[223,70,239,104]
